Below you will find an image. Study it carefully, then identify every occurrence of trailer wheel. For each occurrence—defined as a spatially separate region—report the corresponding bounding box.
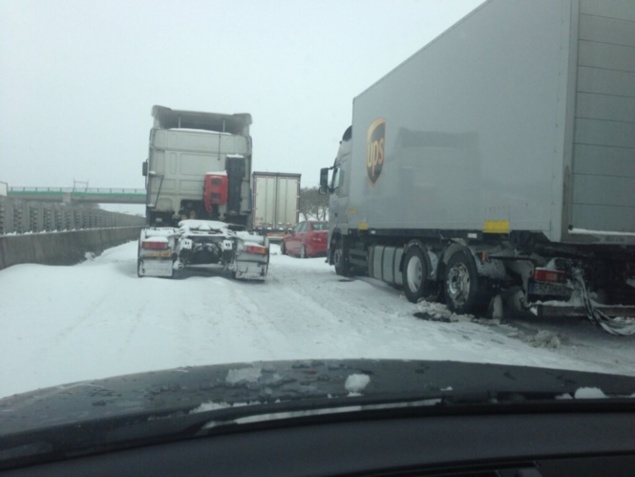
[300,244,307,259]
[402,246,430,303]
[333,238,350,276]
[444,249,479,314]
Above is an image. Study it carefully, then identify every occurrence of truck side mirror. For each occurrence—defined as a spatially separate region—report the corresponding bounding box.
[142,161,148,177]
[319,168,329,194]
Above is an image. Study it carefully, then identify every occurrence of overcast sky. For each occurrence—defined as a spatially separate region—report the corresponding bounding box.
[1,0,484,192]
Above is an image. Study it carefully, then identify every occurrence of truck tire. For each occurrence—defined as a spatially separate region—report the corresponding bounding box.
[137,259,144,278]
[444,249,479,315]
[300,244,307,259]
[402,246,430,303]
[333,238,350,277]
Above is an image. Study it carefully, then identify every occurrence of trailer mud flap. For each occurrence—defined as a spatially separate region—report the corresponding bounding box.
[233,260,268,281]
[138,259,174,278]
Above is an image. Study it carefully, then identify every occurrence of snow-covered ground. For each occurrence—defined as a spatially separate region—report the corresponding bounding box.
[2,241,635,398]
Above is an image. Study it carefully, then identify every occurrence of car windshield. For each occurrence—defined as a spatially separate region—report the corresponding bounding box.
[1,0,635,445]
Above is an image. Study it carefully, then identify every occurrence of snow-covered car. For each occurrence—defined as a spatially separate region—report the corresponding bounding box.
[280,221,328,258]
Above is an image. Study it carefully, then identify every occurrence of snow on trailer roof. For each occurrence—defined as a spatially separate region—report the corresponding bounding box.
[243,241,266,247]
[236,232,267,245]
[142,235,169,243]
[178,220,233,235]
[253,171,301,178]
[569,228,635,237]
[143,228,179,238]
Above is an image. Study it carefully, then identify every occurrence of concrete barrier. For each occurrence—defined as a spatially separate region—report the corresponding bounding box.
[0,227,141,270]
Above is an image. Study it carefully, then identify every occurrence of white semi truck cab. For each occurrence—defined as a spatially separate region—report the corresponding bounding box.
[139,106,269,280]
[137,220,269,280]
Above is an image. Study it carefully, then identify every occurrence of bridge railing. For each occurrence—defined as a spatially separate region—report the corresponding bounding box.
[0,196,146,235]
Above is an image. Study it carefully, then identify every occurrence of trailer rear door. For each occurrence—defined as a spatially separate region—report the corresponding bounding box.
[570,1,635,233]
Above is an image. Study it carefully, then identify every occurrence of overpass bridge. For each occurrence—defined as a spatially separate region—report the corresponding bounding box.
[8,187,146,205]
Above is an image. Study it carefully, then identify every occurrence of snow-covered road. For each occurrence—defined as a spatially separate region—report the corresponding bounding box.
[2,241,635,398]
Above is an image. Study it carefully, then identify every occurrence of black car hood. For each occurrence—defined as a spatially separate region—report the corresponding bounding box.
[2,359,635,437]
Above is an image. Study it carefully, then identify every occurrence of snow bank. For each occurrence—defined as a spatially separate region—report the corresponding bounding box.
[529,330,561,349]
[2,240,635,399]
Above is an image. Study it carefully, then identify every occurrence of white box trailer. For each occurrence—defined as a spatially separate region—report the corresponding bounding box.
[252,172,301,233]
[320,0,635,334]
[143,105,253,227]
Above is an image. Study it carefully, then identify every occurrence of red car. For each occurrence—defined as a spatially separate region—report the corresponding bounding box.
[280,221,328,258]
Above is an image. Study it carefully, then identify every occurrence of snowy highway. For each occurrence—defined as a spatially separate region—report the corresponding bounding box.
[2,241,635,398]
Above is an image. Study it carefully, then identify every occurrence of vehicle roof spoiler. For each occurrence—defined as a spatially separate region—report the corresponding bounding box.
[151,105,251,136]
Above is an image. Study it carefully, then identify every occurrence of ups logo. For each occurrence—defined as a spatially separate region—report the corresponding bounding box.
[366,118,385,185]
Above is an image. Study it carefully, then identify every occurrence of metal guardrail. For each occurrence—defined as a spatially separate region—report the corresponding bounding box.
[0,196,145,235]
[7,187,146,205]
[9,187,146,194]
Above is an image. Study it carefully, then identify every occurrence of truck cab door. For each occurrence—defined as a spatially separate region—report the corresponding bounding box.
[329,141,351,231]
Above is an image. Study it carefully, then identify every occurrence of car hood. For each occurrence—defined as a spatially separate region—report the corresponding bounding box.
[3,359,635,436]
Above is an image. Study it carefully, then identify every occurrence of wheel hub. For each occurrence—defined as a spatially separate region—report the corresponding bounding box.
[406,257,423,292]
[447,263,470,305]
